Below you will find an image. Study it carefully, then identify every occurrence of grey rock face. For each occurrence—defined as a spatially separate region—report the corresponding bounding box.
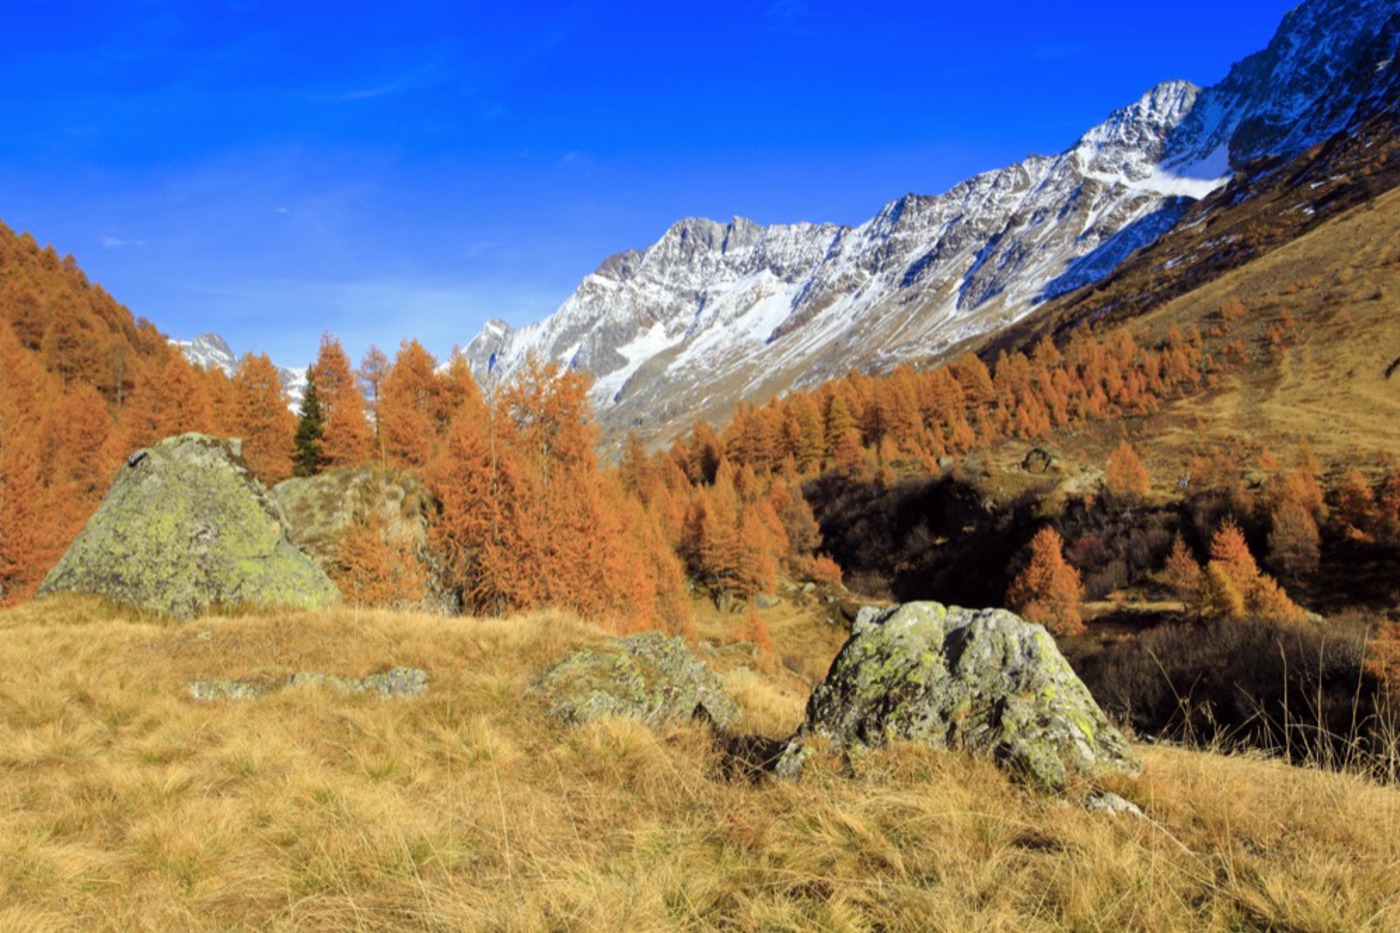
[775,602,1139,793]
[533,632,740,729]
[38,433,340,618]
[190,666,428,700]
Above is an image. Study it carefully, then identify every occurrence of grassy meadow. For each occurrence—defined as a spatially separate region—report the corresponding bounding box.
[0,595,1398,930]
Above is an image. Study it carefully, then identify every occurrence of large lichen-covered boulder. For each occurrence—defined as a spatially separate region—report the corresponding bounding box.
[272,465,454,613]
[38,433,339,618]
[534,632,740,729]
[776,602,1139,792]
[272,465,429,565]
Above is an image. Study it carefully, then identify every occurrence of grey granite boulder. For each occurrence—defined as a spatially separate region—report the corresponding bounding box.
[775,601,1139,792]
[272,464,455,614]
[38,433,339,618]
[534,632,740,729]
[190,666,427,700]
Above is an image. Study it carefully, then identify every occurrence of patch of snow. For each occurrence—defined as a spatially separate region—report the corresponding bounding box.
[590,322,685,404]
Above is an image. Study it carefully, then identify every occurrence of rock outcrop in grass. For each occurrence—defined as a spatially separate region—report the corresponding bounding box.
[38,433,339,618]
[776,601,1139,792]
[534,632,740,728]
[189,666,428,700]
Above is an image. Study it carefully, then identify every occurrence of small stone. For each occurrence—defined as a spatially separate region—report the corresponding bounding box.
[1085,791,1144,818]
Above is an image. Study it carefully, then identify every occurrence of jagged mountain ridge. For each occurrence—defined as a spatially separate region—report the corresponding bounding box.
[172,332,308,407]
[466,0,1399,442]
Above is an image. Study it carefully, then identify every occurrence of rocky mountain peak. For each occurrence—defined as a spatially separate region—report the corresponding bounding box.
[171,332,236,372]
[463,0,1395,445]
[170,332,307,408]
[1077,80,1201,157]
[1164,0,1399,168]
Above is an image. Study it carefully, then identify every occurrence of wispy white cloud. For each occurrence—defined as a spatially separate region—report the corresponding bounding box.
[101,235,147,249]
[308,56,452,104]
[557,150,593,169]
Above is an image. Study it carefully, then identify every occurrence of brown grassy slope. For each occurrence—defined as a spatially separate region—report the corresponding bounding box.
[1,595,1398,931]
[970,183,1400,501]
[1122,184,1400,475]
[991,109,1400,357]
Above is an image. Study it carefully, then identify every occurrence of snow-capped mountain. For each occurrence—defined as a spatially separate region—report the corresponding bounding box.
[171,332,238,374]
[466,0,1399,440]
[171,332,308,408]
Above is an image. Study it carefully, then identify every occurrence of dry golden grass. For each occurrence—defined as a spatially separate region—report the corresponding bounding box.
[971,187,1400,506]
[1127,186,1400,476]
[1,594,1398,930]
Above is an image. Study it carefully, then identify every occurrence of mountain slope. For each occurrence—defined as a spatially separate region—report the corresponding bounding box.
[467,0,1399,443]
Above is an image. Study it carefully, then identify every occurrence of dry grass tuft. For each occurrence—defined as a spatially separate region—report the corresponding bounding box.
[0,594,1397,929]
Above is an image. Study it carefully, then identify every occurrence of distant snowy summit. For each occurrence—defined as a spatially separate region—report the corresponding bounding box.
[467,0,1399,441]
[171,332,307,408]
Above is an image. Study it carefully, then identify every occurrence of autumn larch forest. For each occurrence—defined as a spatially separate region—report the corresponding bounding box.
[4,209,1400,713]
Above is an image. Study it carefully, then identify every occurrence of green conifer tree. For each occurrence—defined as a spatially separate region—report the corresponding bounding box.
[293,373,326,477]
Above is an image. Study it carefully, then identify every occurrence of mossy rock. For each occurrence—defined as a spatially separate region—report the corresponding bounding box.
[776,602,1140,793]
[272,465,428,565]
[38,433,339,618]
[534,632,740,728]
[189,666,428,700]
[272,465,455,614]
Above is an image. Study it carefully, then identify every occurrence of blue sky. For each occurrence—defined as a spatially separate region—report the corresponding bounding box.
[1,1,1300,367]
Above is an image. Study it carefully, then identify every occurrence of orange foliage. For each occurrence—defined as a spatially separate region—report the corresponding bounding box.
[1219,296,1247,323]
[426,358,686,633]
[1105,439,1150,501]
[1205,519,1305,623]
[1162,534,1202,606]
[740,605,776,674]
[1335,469,1380,541]
[229,353,296,485]
[1366,621,1400,698]
[333,508,427,608]
[1209,519,1260,588]
[1007,527,1085,637]
[1267,497,1320,581]
[311,333,372,468]
[377,340,441,468]
[120,351,214,450]
[358,344,390,461]
[809,553,844,587]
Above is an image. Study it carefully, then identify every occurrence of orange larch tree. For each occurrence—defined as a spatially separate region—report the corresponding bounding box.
[333,508,427,608]
[1162,533,1202,608]
[230,353,296,485]
[120,351,213,451]
[1205,519,1305,622]
[1105,439,1150,501]
[378,339,441,468]
[1007,526,1085,636]
[310,333,373,468]
[358,343,390,454]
